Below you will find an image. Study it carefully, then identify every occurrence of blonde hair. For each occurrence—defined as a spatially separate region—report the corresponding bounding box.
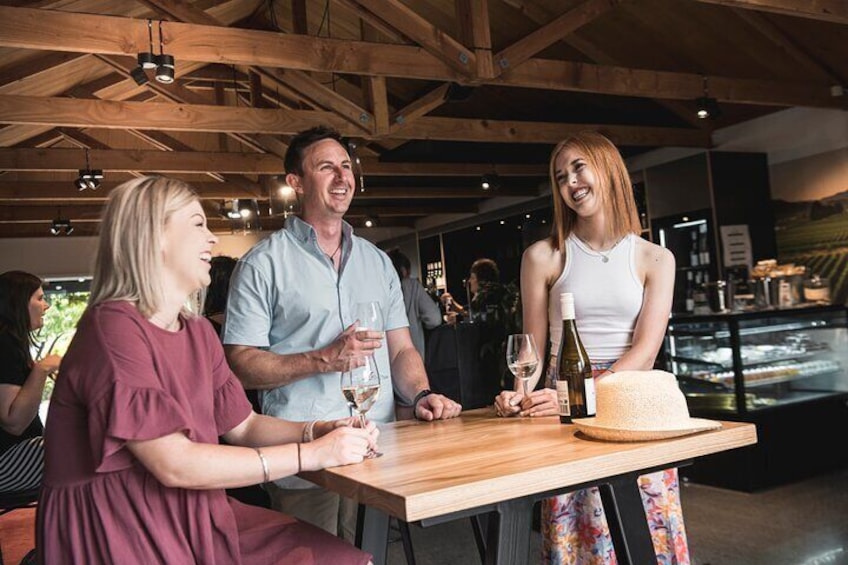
[89,176,201,317]
[549,132,641,251]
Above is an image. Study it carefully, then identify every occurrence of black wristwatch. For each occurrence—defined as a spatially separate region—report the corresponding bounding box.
[412,389,433,419]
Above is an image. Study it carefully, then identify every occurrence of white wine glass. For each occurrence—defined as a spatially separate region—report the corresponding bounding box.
[353,301,383,333]
[341,356,383,459]
[506,334,540,406]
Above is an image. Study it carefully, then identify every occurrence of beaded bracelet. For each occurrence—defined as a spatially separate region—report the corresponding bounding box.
[255,448,270,484]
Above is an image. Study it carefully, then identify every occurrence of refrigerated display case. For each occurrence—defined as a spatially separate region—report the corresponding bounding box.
[665,304,848,490]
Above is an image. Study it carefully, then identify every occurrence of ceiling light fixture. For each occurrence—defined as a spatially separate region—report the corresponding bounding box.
[696,76,720,120]
[50,211,73,236]
[138,19,156,70]
[75,148,103,191]
[481,172,500,191]
[154,20,175,84]
[364,217,375,228]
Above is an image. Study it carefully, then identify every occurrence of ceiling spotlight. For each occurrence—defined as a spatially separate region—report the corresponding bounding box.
[50,217,73,236]
[364,218,375,228]
[138,20,157,69]
[130,65,149,86]
[221,200,241,220]
[481,173,500,191]
[237,198,258,219]
[75,149,103,191]
[695,76,721,120]
[154,21,175,84]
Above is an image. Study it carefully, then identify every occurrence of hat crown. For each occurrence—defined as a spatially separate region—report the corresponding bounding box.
[595,370,691,430]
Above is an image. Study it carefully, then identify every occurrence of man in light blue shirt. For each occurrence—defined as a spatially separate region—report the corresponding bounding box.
[223,126,461,540]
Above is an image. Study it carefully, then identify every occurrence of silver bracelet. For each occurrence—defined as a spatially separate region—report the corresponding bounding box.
[255,448,270,484]
[302,420,317,443]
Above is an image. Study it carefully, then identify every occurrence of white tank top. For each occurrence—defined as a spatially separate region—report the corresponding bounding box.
[548,233,644,361]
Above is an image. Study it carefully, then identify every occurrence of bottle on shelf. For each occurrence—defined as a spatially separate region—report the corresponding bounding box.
[698,223,710,265]
[685,271,695,313]
[554,293,596,424]
[689,230,700,267]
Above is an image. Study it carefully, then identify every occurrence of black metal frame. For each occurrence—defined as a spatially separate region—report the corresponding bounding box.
[355,460,692,565]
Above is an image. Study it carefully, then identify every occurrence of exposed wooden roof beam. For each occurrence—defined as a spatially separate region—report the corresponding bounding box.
[0,148,282,174]
[0,181,536,202]
[693,0,848,24]
[455,0,494,79]
[731,8,848,85]
[367,76,390,135]
[493,0,621,76]
[0,147,545,176]
[390,84,450,133]
[0,6,836,108]
[0,52,88,88]
[348,0,477,78]
[0,94,711,146]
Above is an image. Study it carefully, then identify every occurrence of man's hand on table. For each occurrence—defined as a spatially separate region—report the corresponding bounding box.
[494,388,558,418]
[414,393,462,421]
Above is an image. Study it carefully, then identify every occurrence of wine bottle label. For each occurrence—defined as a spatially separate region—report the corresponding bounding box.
[585,377,596,416]
[555,380,571,416]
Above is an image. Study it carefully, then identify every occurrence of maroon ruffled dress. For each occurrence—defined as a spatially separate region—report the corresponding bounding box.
[37,301,370,565]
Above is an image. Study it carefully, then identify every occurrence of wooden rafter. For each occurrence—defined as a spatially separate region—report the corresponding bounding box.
[455,0,494,79]
[693,0,848,24]
[348,0,477,78]
[0,94,711,146]
[0,6,836,108]
[0,181,537,202]
[390,84,450,132]
[493,0,621,76]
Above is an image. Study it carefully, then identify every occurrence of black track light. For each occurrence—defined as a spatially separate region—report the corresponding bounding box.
[130,65,149,86]
[695,77,721,120]
[155,20,175,84]
[138,19,156,69]
[50,217,73,236]
[74,149,103,191]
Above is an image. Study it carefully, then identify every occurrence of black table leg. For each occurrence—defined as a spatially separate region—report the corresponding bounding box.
[485,498,534,565]
[356,504,390,565]
[598,475,656,565]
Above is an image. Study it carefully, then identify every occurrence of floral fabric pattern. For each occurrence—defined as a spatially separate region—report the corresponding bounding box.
[541,361,691,564]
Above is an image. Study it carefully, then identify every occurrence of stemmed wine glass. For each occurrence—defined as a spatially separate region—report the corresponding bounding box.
[341,301,385,458]
[341,355,383,458]
[506,334,540,406]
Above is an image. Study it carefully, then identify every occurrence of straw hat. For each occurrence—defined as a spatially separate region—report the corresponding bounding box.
[572,370,721,441]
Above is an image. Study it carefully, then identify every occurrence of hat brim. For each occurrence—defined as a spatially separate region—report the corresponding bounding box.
[571,417,722,442]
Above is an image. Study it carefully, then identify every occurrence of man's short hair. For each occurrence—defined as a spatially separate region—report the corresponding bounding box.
[284,126,346,176]
[470,258,499,284]
[387,248,411,279]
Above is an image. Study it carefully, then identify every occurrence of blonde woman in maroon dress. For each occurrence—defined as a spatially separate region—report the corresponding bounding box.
[38,176,377,564]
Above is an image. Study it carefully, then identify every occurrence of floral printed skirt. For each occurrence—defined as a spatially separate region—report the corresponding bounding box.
[541,361,691,565]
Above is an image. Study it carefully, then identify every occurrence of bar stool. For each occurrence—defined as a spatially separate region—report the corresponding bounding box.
[0,487,39,565]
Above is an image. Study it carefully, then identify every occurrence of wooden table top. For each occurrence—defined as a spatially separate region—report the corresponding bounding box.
[301,408,757,522]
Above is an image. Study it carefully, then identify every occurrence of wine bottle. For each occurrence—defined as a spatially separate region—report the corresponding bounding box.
[555,293,596,424]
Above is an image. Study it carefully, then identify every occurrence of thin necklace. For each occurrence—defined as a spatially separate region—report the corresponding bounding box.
[150,313,180,331]
[323,239,343,263]
[575,234,624,263]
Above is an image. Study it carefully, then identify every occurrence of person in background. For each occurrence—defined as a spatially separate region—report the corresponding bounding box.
[441,258,506,324]
[0,271,61,494]
[223,126,461,540]
[37,176,376,564]
[203,255,237,336]
[387,248,442,359]
[493,132,683,564]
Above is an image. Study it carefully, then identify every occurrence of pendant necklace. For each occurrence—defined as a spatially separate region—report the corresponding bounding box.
[576,235,624,263]
[323,239,343,264]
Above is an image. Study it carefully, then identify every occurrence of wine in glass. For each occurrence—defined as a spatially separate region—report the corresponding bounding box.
[506,334,540,408]
[341,355,383,458]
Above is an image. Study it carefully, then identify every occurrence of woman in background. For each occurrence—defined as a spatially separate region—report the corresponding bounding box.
[494,132,684,564]
[0,270,61,493]
[38,176,377,564]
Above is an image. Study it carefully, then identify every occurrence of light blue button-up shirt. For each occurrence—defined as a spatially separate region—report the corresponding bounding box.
[223,216,408,478]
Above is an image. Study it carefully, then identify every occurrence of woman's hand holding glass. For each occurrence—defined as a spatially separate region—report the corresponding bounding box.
[303,418,380,469]
[496,334,558,417]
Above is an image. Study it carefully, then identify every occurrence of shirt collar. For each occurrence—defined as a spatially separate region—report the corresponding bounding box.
[285,215,354,244]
